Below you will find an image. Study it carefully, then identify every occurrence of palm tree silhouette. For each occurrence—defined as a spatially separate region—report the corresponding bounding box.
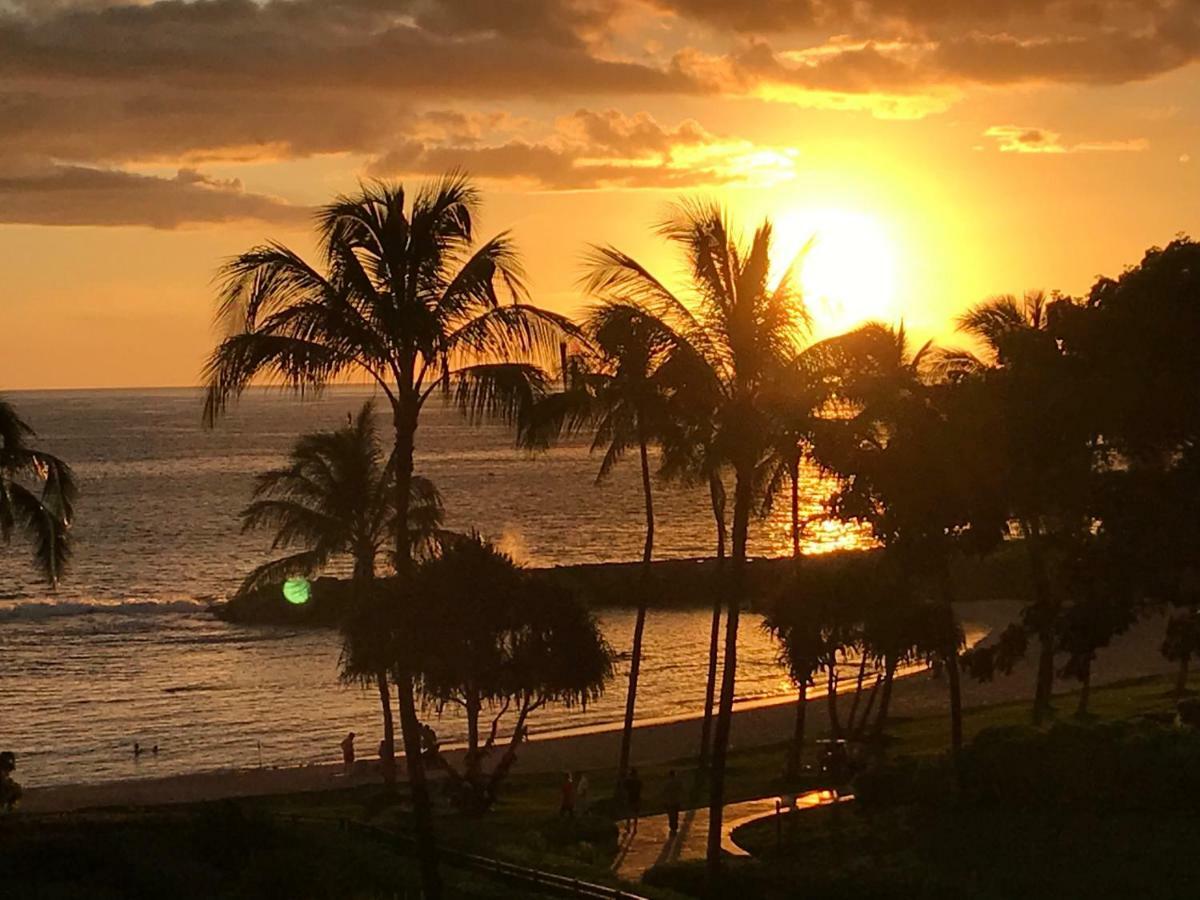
[946,291,1093,725]
[0,398,76,587]
[822,321,1006,760]
[236,401,443,783]
[203,175,571,899]
[581,200,811,878]
[658,416,727,773]
[522,300,675,789]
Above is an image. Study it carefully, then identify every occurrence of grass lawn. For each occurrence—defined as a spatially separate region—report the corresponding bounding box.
[641,674,1200,899]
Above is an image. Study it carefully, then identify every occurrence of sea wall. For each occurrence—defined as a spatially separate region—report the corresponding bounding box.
[214,543,1031,627]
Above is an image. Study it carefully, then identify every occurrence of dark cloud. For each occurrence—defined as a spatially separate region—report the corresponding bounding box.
[0,0,695,171]
[0,0,681,96]
[0,164,308,228]
[367,108,773,189]
[653,0,1200,89]
[370,139,735,188]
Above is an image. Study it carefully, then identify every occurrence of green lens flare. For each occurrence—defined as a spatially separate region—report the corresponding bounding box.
[282,577,311,605]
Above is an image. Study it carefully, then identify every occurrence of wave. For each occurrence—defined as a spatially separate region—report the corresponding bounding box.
[0,597,212,622]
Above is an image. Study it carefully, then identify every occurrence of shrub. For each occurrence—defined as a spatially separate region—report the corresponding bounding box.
[852,756,954,809]
[959,721,1200,811]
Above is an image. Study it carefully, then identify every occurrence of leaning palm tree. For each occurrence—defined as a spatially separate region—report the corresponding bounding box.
[0,398,76,587]
[581,201,812,880]
[203,175,571,900]
[236,401,443,784]
[521,301,675,788]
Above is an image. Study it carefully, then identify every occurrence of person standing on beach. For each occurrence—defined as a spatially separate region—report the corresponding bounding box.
[340,732,355,775]
[663,769,683,834]
[559,772,576,817]
[0,751,21,812]
[625,767,643,830]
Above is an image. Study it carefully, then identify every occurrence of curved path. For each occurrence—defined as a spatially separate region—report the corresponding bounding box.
[611,789,843,882]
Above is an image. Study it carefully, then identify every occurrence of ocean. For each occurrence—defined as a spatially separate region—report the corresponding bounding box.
[0,386,884,787]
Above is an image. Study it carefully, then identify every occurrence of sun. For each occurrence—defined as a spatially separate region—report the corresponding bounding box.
[772,208,899,338]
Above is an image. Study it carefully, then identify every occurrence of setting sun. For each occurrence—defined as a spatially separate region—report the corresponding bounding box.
[774,209,900,338]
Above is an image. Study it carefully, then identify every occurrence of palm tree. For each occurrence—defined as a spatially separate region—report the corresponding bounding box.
[944,292,1093,724]
[522,301,675,788]
[657,413,726,773]
[203,175,571,899]
[236,401,443,784]
[0,398,76,587]
[581,201,811,881]
[758,338,845,778]
[820,321,1006,761]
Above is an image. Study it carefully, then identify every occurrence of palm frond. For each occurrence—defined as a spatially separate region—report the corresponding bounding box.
[450,362,550,427]
[235,548,330,599]
[202,333,347,425]
[5,480,71,587]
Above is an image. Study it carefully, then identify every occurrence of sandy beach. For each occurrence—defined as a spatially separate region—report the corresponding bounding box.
[19,600,1176,815]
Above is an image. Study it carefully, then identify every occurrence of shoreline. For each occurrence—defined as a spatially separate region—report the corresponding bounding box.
[19,605,1175,815]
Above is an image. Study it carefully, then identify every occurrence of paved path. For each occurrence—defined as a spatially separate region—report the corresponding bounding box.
[611,789,841,882]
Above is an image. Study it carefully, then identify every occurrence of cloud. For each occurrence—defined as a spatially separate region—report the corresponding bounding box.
[984,125,1150,154]
[0,164,308,228]
[368,108,798,189]
[652,0,1200,93]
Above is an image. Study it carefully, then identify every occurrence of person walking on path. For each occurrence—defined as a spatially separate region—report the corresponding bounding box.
[340,732,356,776]
[663,769,683,834]
[559,772,576,817]
[625,767,643,831]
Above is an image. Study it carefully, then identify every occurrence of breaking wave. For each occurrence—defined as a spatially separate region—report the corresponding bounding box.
[0,597,212,623]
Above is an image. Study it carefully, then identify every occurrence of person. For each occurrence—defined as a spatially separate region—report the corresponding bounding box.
[340,731,356,775]
[663,769,683,834]
[574,771,590,813]
[133,741,142,757]
[559,772,576,818]
[0,751,21,813]
[420,723,440,761]
[624,767,643,830]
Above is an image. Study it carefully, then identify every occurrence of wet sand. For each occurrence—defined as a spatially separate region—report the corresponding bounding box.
[19,601,1175,814]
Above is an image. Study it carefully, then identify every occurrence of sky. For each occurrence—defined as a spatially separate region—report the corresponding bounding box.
[1,0,1198,389]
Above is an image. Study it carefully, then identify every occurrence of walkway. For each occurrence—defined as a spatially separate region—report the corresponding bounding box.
[611,789,841,882]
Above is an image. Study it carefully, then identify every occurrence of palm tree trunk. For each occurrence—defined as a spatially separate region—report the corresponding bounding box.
[698,473,726,772]
[706,464,752,885]
[845,655,869,732]
[790,456,801,560]
[376,671,396,786]
[392,402,441,900]
[1026,526,1056,725]
[616,434,654,788]
[947,649,964,761]
[786,457,811,769]
[826,655,843,738]
[938,564,963,764]
[784,683,807,780]
[1075,658,1092,718]
[873,656,898,739]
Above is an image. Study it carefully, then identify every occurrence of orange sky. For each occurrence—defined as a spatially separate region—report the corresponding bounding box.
[1,0,1198,389]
